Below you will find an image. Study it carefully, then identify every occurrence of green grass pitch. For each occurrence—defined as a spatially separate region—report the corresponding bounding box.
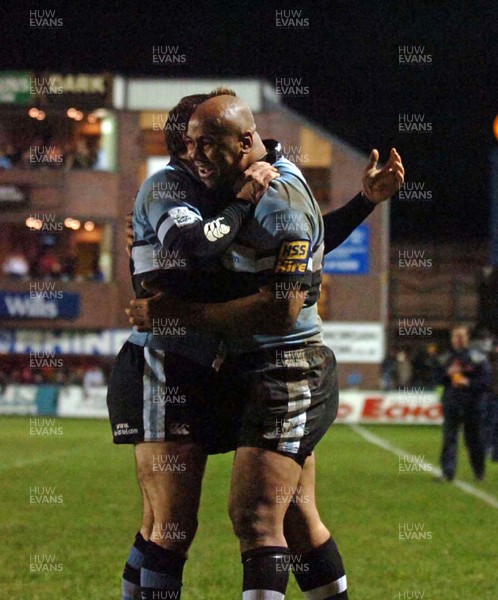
[1,417,497,599]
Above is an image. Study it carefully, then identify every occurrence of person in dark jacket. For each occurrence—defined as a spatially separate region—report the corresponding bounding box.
[436,326,491,481]
[413,342,439,389]
[485,338,498,461]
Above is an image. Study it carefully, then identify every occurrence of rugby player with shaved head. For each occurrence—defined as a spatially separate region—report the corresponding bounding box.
[110,88,400,600]
[108,91,280,600]
[129,92,404,599]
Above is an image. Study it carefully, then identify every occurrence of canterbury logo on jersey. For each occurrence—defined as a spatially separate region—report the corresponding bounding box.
[274,239,311,274]
[204,218,231,242]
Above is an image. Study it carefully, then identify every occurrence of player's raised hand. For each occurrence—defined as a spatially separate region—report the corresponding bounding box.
[362,148,405,203]
[234,161,280,205]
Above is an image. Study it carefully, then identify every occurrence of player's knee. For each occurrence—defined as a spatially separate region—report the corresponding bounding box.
[141,510,154,539]
[284,503,330,552]
[229,501,277,544]
[185,514,199,540]
[136,459,155,487]
[150,516,198,551]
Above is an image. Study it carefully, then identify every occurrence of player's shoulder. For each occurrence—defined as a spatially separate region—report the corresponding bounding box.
[137,163,186,198]
[135,163,200,221]
[272,157,308,190]
[259,158,311,211]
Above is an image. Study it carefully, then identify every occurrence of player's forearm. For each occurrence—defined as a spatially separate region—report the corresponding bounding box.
[176,288,301,336]
[323,192,375,254]
[166,200,253,259]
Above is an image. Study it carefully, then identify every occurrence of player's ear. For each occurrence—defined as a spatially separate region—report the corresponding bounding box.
[240,130,254,153]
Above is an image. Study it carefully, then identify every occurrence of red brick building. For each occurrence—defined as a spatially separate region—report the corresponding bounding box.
[0,74,388,388]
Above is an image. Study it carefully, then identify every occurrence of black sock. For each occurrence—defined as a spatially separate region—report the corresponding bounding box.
[241,546,290,599]
[122,531,148,600]
[293,537,348,599]
[140,541,186,600]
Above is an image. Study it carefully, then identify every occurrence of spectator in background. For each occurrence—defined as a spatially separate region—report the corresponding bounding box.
[89,257,105,282]
[5,143,22,167]
[20,136,43,169]
[42,136,65,169]
[471,328,498,462]
[66,137,96,170]
[60,253,77,281]
[0,143,13,169]
[395,349,413,388]
[2,250,30,279]
[44,147,63,168]
[484,337,498,462]
[35,378,61,414]
[31,246,62,279]
[20,147,32,169]
[381,350,398,390]
[53,370,67,385]
[9,369,21,384]
[27,136,64,169]
[413,343,439,389]
[20,366,34,384]
[67,366,85,386]
[32,372,44,385]
[435,326,491,481]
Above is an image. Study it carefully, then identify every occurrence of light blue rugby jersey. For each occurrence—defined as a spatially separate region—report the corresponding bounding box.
[128,157,223,367]
[219,157,325,353]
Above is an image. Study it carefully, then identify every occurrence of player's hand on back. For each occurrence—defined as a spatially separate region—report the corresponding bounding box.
[126,282,178,332]
[362,147,405,203]
[234,161,280,205]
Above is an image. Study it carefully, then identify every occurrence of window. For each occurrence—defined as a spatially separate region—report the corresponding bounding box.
[0,221,112,282]
[0,108,117,172]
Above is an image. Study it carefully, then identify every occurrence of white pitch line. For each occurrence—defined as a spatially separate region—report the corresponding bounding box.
[350,424,498,510]
[0,452,71,472]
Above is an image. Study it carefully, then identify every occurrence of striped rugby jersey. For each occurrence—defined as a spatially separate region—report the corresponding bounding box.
[220,155,325,353]
[128,156,226,367]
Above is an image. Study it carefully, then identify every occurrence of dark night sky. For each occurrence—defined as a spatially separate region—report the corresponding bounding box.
[1,0,497,241]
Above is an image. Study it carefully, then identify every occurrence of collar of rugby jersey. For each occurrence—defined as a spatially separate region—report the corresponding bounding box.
[262,139,283,164]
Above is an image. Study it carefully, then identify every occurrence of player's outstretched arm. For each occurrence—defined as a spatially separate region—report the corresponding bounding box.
[323,148,405,254]
[362,147,404,203]
[127,282,307,337]
[322,193,376,254]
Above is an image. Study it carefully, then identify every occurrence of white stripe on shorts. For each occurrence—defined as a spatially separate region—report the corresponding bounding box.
[143,347,166,441]
[277,377,311,455]
[286,379,312,414]
[243,591,285,600]
[303,575,348,599]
